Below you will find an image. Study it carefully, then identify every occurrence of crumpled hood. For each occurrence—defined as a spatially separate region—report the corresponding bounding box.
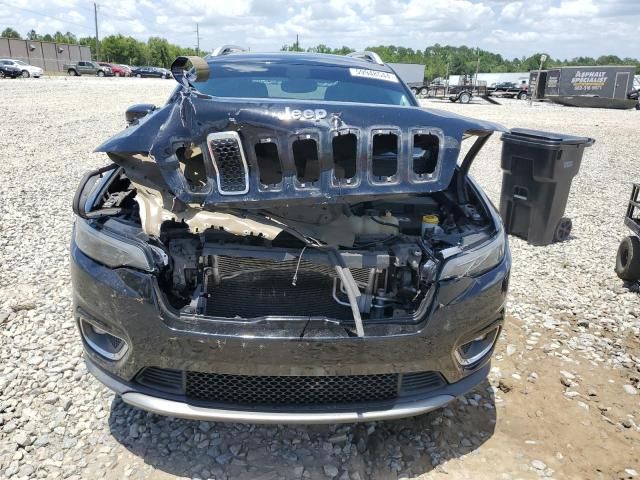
[96,89,507,208]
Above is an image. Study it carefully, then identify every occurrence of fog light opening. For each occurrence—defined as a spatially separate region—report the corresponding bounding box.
[454,327,499,367]
[79,318,128,360]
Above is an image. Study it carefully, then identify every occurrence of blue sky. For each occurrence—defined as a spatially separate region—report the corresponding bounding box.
[1,0,638,59]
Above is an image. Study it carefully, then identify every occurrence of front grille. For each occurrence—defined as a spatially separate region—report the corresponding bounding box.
[205,255,373,319]
[207,133,248,194]
[186,371,398,406]
[400,371,445,393]
[135,367,446,407]
[136,367,183,394]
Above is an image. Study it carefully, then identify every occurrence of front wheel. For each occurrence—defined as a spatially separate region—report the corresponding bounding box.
[21,70,30,78]
[616,236,640,282]
[136,73,141,78]
[518,91,528,100]
[0,71,5,79]
[97,71,105,77]
[458,92,471,104]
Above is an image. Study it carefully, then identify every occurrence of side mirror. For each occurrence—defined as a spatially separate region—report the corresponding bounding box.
[125,103,156,126]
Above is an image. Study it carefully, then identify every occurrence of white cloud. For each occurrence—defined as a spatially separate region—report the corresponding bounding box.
[0,0,638,59]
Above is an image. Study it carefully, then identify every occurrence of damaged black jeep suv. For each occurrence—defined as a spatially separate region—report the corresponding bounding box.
[71,47,510,423]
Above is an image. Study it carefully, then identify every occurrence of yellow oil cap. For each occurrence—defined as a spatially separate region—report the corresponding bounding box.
[422,214,439,225]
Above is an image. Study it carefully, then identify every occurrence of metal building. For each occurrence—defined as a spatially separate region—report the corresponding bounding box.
[0,37,92,72]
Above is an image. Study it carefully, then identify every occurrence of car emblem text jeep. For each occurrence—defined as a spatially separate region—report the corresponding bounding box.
[276,107,328,121]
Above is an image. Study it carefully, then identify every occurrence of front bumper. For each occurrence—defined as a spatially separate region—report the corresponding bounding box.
[71,235,509,422]
[86,356,489,423]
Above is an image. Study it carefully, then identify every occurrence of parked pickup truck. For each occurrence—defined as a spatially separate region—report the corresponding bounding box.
[64,61,112,77]
[487,82,528,100]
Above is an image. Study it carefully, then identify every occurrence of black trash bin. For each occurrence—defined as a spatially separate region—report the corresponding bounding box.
[499,128,594,246]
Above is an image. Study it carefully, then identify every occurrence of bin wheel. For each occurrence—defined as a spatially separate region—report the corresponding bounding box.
[616,235,640,282]
[553,217,572,242]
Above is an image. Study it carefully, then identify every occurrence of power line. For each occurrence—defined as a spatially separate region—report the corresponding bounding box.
[0,1,94,33]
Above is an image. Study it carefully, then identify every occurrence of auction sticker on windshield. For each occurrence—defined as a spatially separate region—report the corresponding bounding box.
[349,68,399,83]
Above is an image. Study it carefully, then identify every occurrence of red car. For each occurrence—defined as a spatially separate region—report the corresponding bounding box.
[98,62,127,77]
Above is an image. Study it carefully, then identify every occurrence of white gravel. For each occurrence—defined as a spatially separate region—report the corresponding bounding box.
[0,77,638,480]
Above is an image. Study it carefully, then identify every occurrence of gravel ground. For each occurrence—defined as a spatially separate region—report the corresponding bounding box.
[0,77,638,480]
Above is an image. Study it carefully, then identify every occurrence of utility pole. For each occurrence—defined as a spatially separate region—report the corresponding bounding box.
[93,2,100,61]
[295,34,299,52]
[195,23,201,55]
[475,47,481,89]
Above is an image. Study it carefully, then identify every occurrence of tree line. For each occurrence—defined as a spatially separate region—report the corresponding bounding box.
[1,27,196,68]
[3,26,638,77]
[282,43,640,81]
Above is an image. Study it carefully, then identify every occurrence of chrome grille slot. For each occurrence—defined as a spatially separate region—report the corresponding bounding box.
[207,131,249,195]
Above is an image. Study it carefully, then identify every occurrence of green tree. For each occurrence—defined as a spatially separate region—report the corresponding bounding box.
[1,27,21,39]
[148,36,172,67]
[26,29,41,40]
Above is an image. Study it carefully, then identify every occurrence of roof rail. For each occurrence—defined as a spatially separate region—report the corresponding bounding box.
[209,45,248,57]
[346,51,384,65]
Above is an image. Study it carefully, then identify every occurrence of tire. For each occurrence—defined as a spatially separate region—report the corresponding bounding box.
[616,236,640,282]
[67,69,77,76]
[517,91,528,100]
[459,92,471,104]
[553,217,572,242]
[115,72,120,77]
[410,87,418,95]
[136,73,141,78]
[0,71,5,79]
[21,70,30,78]
[419,87,427,96]
[97,71,105,77]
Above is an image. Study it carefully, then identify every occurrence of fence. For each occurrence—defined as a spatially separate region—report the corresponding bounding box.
[0,37,92,72]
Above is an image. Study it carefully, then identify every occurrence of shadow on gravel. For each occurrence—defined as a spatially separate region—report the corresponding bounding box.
[108,380,495,479]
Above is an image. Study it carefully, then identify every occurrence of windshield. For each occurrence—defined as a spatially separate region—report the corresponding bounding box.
[193,62,413,106]
[15,60,26,65]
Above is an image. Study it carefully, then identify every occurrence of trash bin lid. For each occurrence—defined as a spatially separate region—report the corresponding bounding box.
[501,128,595,147]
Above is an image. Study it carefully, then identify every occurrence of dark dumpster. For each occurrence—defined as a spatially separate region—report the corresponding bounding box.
[499,128,594,246]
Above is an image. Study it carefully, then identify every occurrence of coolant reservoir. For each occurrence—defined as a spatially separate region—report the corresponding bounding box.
[364,211,399,235]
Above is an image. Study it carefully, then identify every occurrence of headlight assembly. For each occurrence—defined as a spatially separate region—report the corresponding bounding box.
[74,219,153,271]
[439,227,506,280]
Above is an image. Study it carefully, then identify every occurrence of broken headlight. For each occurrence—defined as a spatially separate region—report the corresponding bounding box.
[439,227,506,280]
[74,218,153,271]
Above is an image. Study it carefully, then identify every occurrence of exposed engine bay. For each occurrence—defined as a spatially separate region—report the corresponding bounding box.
[81,83,507,337]
[91,167,496,335]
